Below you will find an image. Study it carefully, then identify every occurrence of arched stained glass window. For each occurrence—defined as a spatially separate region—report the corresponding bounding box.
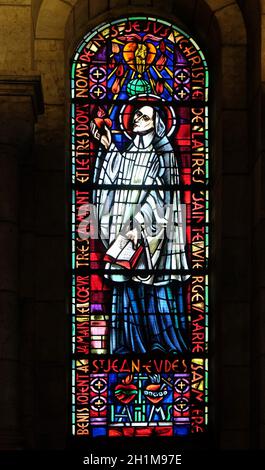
[71,17,209,438]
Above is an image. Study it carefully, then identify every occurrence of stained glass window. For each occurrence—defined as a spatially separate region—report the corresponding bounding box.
[71,17,209,438]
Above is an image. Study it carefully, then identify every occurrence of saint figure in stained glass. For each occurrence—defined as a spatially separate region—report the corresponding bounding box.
[91,103,190,354]
[72,16,209,437]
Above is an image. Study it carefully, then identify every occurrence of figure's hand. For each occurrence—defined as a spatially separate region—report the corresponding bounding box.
[101,125,112,150]
[126,228,139,249]
[90,122,112,150]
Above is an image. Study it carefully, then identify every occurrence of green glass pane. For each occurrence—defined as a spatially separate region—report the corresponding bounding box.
[127,78,152,97]
[205,71,209,88]
[112,18,125,25]
[71,65,75,79]
[130,16,148,20]
[98,23,110,32]
[159,19,171,26]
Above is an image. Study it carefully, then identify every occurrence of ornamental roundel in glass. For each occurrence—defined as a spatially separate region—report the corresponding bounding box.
[71,17,209,438]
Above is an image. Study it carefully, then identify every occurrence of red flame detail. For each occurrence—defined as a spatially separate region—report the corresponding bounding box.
[122,374,133,385]
[116,64,124,77]
[156,80,164,94]
[156,55,167,71]
[97,107,106,118]
[109,57,115,69]
[112,77,120,94]
[159,41,166,53]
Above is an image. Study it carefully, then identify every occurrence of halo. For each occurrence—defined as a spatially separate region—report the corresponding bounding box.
[119,94,177,140]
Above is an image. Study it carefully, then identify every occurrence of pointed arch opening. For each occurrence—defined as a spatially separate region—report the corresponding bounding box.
[71,16,209,438]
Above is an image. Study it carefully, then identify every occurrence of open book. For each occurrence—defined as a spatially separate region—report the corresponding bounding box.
[103,234,144,270]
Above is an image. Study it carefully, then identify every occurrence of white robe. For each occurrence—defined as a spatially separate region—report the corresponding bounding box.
[94,131,190,285]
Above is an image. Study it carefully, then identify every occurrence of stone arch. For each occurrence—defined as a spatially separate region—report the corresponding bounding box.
[33,1,247,42]
[32,0,44,34]
[33,0,248,107]
[35,0,75,39]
